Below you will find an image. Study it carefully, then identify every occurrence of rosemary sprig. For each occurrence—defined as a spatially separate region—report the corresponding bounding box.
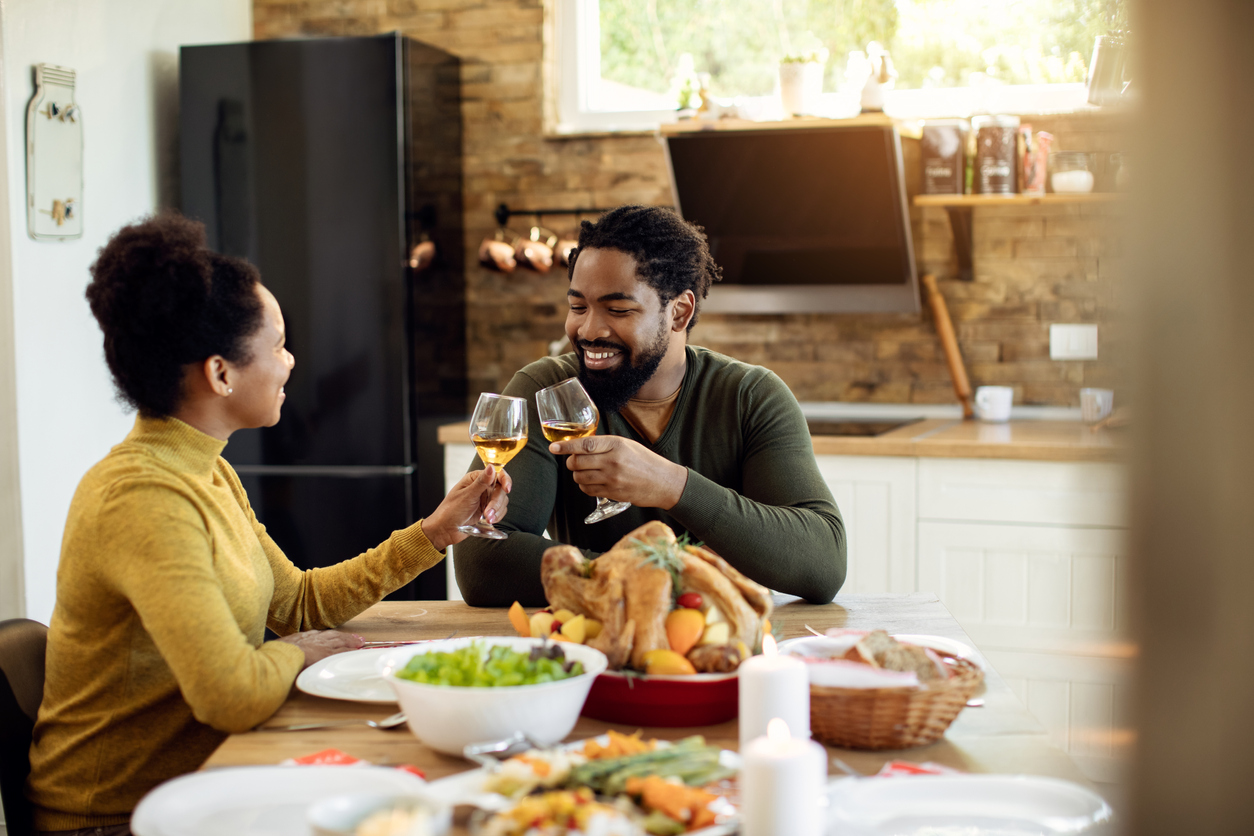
[633,532,706,602]
[633,536,686,597]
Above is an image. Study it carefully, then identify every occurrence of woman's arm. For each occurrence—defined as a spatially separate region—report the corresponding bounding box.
[227,464,510,633]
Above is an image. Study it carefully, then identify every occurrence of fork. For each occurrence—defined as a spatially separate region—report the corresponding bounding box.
[258,711,407,732]
[358,630,459,649]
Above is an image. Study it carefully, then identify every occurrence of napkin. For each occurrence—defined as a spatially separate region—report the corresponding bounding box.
[284,748,426,779]
[782,635,922,689]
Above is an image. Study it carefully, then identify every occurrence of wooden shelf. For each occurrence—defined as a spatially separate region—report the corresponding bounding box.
[914,193,1122,207]
[915,192,1123,280]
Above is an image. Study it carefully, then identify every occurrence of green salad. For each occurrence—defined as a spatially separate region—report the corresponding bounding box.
[395,642,584,687]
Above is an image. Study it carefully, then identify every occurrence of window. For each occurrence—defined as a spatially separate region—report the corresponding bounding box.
[553,0,1123,134]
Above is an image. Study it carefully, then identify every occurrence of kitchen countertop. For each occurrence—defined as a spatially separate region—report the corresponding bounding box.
[809,418,1124,462]
[438,418,1124,463]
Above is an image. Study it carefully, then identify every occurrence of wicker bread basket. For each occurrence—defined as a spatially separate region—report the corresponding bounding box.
[808,655,984,750]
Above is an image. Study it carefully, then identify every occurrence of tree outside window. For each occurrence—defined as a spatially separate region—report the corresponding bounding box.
[596,0,1127,109]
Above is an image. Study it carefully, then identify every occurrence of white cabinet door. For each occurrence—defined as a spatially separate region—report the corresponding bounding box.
[919,459,1127,528]
[985,648,1134,784]
[815,455,917,594]
[443,443,476,601]
[917,521,1129,654]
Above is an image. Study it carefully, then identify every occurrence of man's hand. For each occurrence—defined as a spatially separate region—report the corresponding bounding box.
[277,629,364,670]
[422,466,512,551]
[549,436,688,510]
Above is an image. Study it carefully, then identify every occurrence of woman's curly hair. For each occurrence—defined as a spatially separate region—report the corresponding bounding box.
[568,205,722,331]
[85,214,264,418]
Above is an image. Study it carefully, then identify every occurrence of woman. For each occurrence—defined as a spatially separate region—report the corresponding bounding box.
[25,215,509,834]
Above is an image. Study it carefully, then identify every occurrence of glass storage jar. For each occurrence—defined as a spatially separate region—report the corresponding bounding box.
[1050,151,1095,193]
[971,114,1020,194]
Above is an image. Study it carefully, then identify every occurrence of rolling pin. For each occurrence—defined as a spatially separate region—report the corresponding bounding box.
[920,273,974,419]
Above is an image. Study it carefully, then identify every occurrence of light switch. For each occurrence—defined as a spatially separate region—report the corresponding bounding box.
[1050,324,1099,360]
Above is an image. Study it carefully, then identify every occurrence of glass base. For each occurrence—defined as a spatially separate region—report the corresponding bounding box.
[456,520,508,540]
[585,499,631,524]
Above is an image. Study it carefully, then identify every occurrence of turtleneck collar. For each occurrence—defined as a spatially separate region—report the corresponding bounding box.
[124,414,228,480]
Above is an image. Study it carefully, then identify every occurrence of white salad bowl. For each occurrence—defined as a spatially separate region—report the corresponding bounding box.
[378,636,608,756]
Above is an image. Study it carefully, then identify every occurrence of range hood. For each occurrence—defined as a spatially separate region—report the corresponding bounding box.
[664,123,920,314]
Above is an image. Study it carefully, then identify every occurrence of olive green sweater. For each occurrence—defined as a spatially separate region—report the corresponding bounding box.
[454,346,846,606]
[27,416,444,830]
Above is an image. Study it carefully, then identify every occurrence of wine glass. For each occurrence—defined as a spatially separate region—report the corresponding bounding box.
[535,377,631,524]
[457,393,528,540]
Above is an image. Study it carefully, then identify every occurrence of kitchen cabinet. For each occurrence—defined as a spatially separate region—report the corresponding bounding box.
[443,442,475,601]
[814,455,917,594]
[917,458,1126,527]
[916,520,1127,652]
[983,647,1133,784]
[816,453,1129,783]
[914,459,1130,784]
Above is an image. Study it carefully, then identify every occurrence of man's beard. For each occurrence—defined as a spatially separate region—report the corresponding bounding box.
[575,318,670,414]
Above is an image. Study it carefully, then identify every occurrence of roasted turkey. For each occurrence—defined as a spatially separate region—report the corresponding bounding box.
[540,522,773,672]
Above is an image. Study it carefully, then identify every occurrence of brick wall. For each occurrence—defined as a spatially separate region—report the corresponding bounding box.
[254,0,1126,408]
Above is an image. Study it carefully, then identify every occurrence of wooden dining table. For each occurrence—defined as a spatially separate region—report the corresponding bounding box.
[206,593,1092,792]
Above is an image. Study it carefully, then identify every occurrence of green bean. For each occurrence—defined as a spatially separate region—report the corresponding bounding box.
[569,737,730,795]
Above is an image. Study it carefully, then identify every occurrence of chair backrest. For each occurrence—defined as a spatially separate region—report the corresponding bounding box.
[0,618,48,836]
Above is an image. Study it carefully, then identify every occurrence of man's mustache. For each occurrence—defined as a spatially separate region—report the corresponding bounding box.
[577,339,628,352]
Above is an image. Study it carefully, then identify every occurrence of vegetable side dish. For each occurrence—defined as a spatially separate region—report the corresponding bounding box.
[394,643,584,687]
[479,731,736,835]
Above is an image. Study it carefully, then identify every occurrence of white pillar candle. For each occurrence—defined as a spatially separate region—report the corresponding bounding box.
[741,718,827,836]
[738,635,810,750]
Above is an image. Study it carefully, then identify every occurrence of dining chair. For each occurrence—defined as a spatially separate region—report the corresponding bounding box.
[0,618,48,836]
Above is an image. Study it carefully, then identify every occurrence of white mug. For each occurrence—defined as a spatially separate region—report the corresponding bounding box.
[974,386,1014,422]
[1080,388,1114,423]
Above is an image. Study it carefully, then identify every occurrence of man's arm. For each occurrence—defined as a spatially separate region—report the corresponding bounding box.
[547,369,845,603]
[668,372,846,603]
[453,367,570,606]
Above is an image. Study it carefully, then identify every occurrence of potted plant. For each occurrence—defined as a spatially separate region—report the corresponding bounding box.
[779,47,828,116]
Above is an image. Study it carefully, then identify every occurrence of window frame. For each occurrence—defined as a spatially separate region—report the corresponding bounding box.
[552,0,1094,136]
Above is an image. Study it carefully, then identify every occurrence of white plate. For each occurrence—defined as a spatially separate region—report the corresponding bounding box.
[825,774,1114,835]
[296,647,398,704]
[132,766,441,836]
[891,633,986,670]
[780,633,983,666]
[422,735,740,835]
[780,633,989,696]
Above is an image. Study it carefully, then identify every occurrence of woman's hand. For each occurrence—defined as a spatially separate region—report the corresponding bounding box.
[421,466,512,551]
[277,629,364,670]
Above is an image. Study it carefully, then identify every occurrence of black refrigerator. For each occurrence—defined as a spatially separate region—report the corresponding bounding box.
[179,33,466,599]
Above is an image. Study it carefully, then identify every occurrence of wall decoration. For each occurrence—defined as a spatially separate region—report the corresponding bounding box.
[26,64,83,240]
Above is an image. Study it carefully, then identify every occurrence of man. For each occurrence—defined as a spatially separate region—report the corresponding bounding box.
[455,205,845,606]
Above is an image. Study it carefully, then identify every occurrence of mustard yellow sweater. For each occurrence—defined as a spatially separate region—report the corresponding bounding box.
[27,416,445,829]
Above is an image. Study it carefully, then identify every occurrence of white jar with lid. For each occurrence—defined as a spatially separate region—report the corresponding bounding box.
[1050,150,1096,193]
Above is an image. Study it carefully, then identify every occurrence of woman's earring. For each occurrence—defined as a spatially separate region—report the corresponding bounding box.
[227,388,233,395]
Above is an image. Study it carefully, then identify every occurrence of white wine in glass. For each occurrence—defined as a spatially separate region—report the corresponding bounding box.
[535,377,631,524]
[458,393,528,540]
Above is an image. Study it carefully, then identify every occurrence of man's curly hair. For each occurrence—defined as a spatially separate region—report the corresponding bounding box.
[85,213,264,418]
[567,205,722,331]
